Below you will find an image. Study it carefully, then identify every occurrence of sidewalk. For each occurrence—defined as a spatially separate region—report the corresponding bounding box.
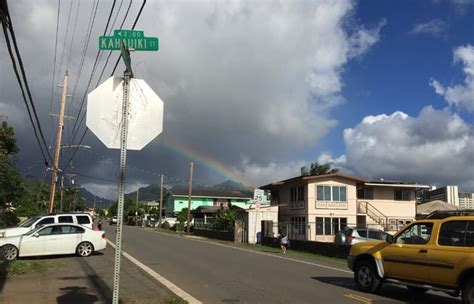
[0,245,181,304]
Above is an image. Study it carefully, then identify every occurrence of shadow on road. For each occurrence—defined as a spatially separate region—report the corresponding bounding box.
[312,276,461,304]
[76,256,112,303]
[0,260,9,293]
[56,286,99,304]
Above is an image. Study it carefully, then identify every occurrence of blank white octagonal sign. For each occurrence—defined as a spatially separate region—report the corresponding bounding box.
[86,76,164,150]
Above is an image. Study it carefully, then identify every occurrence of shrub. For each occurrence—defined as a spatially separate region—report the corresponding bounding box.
[0,211,19,228]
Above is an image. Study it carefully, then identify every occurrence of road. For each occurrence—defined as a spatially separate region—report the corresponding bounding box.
[105,224,460,304]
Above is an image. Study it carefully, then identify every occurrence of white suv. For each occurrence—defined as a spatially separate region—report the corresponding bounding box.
[0,213,93,238]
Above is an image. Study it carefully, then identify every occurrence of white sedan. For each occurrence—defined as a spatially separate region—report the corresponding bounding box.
[0,223,107,260]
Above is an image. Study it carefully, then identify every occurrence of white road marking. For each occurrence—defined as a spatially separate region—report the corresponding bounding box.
[153,229,353,274]
[106,239,202,304]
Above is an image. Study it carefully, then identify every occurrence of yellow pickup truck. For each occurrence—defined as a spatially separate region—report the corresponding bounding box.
[348,212,474,303]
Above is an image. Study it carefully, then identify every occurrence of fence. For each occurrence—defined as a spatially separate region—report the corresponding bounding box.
[266,220,410,243]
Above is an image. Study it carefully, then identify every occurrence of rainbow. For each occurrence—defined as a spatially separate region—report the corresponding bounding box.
[162,138,254,187]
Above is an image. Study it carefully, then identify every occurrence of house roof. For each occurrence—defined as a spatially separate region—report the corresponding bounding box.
[259,172,368,189]
[168,187,251,199]
[417,200,461,214]
[260,172,429,189]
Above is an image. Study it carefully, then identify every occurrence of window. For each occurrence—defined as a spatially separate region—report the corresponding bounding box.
[77,216,91,225]
[396,223,433,244]
[58,216,73,223]
[38,227,53,236]
[60,225,85,234]
[290,186,304,202]
[36,217,54,227]
[357,186,374,199]
[316,185,347,201]
[316,217,324,235]
[395,189,411,201]
[316,217,347,235]
[438,221,473,247]
[291,217,306,235]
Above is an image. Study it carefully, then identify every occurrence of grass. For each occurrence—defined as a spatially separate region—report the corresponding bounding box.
[0,259,66,277]
[238,243,347,264]
[149,227,346,265]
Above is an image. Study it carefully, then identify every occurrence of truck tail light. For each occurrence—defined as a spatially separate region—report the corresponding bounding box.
[102,233,106,239]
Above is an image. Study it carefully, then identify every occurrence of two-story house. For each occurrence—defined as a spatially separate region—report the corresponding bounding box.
[261,173,430,242]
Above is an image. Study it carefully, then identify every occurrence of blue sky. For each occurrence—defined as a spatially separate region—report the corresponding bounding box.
[321,0,474,157]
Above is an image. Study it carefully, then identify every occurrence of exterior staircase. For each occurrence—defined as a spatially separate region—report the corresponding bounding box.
[357,201,388,230]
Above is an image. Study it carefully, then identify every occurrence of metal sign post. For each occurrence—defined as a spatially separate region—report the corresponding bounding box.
[112,45,132,304]
[89,30,160,304]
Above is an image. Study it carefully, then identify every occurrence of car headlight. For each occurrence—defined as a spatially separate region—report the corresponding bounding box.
[0,231,5,238]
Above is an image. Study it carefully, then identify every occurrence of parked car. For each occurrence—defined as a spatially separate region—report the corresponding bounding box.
[110,216,118,225]
[347,213,474,303]
[0,223,106,260]
[334,227,389,245]
[0,213,94,238]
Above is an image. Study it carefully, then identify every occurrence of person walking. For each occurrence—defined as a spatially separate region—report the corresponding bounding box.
[278,230,289,254]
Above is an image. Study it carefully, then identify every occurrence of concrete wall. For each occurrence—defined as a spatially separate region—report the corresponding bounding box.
[244,206,279,244]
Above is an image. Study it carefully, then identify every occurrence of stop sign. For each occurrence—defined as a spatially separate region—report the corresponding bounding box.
[86,76,164,150]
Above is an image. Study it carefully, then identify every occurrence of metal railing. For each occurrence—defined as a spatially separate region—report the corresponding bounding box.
[357,201,388,228]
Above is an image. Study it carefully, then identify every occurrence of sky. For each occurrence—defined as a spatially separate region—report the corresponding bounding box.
[1,0,473,199]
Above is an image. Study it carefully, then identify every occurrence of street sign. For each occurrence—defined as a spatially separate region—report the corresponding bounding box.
[99,29,159,51]
[253,189,265,202]
[86,76,164,150]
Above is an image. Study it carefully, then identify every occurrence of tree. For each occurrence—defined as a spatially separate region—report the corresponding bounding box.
[176,208,189,231]
[0,120,24,209]
[301,162,339,176]
[109,197,135,217]
[214,204,238,231]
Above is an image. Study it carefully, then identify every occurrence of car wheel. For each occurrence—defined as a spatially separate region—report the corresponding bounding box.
[462,278,474,304]
[1,244,18,261]
[76,242,94,257]
[354,259,381,293]
[406,286,427,294]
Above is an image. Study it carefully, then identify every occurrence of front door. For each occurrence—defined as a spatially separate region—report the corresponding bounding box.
[381,222,434,283]
[20,226,57,256]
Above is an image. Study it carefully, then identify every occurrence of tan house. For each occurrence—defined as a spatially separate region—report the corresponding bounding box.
[261,173,430,242]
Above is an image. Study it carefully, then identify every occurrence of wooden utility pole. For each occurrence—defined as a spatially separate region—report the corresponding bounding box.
[59,175,64,212]
[186,162,194,233]
[48,71,68,213]
[136,188,140,226]
[159,174,164,225]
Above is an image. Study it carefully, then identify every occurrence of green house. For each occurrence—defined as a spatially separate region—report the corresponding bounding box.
[165,188,252,216]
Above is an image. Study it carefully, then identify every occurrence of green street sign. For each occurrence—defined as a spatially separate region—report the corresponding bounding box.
[99,30,159,51]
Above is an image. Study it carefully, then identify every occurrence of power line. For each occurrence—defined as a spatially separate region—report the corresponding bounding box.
[69,0,117,145]
[110,0,147,77]
[57,0,73,80]
[49,0,61,142]
[66,0,99,138]
[95,0,132,90]
[0,0,52,166]
[66,0,81,70]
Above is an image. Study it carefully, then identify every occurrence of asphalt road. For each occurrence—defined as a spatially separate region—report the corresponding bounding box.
[104,224,461,304]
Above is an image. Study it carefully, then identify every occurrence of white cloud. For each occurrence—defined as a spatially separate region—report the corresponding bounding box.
[410,19,448,37]
[322,107,474,191]
[238,159,307,187]
[431,45,474,112]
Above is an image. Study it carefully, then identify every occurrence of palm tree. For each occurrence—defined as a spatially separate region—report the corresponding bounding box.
[301,162,339,176]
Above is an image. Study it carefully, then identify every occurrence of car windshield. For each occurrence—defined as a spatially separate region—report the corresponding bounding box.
[19,216,40,227]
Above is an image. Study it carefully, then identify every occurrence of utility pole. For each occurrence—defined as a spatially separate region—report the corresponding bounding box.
[135,188,139,226]
[186,162,194,233]
[59,175,64,212]
[159,174,163,226]
[48,71,68,213]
